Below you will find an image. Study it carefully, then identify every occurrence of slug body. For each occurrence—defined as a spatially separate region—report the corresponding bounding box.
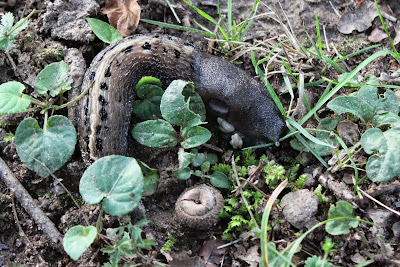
[79,34,286,162]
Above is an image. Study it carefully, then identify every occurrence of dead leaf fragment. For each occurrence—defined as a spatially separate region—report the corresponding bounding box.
[102,0,141,37]
[337,2,377,34]
[368,28,388,43]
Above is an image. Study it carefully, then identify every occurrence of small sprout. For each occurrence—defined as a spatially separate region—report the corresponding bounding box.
[175,184,224,229]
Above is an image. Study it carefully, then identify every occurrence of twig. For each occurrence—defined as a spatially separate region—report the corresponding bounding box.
[358,187,400,217]
[0,156,63,244]
[11,194,46,264]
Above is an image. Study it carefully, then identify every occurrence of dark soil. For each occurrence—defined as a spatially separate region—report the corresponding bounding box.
[0,0,400,266]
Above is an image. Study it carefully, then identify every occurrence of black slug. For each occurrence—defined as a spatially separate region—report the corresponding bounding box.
[78,34,286,162]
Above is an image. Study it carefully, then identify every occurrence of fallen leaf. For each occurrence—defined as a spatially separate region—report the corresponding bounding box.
[102,0,141,37]
[368,28,388,43]
[199,238,227,266]
[337,2,377,34]
[235,245,261,267]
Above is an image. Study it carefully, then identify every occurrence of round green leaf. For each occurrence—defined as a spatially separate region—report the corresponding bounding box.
[181,126,211,149]
[132,119,177,147]
[208,171,230,189]
[63,225,97,261]
[326,201,358,235]
[160,80,205,127]
[132,84,164,120]
[15,115,77,177]
[173,167,191,180]
[35,61,73,97]
[178,148,194,169]
[361,127,400,182]
[0,81,30,114]
[192,152,205,167]
[86,18,123,44]
[79,155,144,216]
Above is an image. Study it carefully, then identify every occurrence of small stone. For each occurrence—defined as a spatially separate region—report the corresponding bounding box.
[337,121,359,146]
[281,189,319,229]
[392,221,400,239]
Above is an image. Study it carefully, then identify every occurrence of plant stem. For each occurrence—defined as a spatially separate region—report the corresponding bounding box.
[53,81,94,110]
[7,9,35,37]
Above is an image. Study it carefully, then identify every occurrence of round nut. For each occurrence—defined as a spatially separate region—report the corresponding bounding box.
[175,184,224,229]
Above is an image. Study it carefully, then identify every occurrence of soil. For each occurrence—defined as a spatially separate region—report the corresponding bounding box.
[0,0,400,266]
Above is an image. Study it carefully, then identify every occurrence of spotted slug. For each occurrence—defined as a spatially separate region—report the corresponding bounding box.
[79,34,286,162]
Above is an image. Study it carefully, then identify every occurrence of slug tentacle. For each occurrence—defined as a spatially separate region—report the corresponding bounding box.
[78,34,286,162]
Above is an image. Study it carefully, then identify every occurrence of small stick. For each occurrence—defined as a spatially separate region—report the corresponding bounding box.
[0,156,63,244]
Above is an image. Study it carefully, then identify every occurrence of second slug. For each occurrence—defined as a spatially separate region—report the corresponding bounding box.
[79,34,286,162]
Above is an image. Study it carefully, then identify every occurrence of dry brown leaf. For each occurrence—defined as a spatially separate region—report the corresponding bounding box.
[102,0,141,37]
[368,28,388,43]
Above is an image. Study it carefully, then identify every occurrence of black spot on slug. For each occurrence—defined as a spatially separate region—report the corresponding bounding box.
[163,47,168,53]
[104,66,111,77]
[99,108,108,121]
[154,34,160,38]
[110,43,119,50]
[167,36,172,40]
[142,42,151,50]
[89,72,96,81]
[95,138,103,151]
[98,95,107,106]
[100,82,108,90]
[174,49,181,58]
[183,42,194,47]
[96,125,102,134]
[122,45,133,53]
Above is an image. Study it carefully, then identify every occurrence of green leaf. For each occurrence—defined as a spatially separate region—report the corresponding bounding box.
[266,242,291,267]
[15,115,77,177]
[178,148,194,169]
[173,167,191,180]
[325,201,358,235]
[0,81,30,114]
[372,112,400,128]
[131,119,177,147]
[327,95,374,122]
[201,161,210,172]
[327,85,399,123]
[1,13,14,31]
[208,171,230,189]
[160,80,206,127]
[207,153,219,165]
[305,255,332,267]
[361,127,400,182]
[138,161,159,196]
[181,126,211,148]
[35,61,73,97]
[191,151,205,167]
[0,37,11,51]
[132,84,164,120]
[79,155,144,216]
[86,18,123,44]
[135,76,162,90]
[63,225,97,261]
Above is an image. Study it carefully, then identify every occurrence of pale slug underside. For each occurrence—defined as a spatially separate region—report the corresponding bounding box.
[79,34,286,162]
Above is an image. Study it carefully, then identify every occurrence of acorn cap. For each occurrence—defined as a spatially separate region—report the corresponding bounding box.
[175,184,224,229]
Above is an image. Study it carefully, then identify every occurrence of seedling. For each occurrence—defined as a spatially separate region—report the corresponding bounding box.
[0,61,77,177]
[131,76,230,189]
[0,10,35,52]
